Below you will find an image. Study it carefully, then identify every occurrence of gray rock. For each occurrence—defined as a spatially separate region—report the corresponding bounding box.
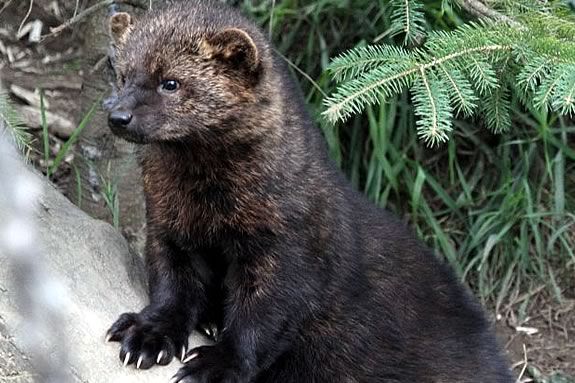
[0,162,205,383]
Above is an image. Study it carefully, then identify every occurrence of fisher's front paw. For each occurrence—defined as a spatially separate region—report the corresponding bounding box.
[106,311,190,370]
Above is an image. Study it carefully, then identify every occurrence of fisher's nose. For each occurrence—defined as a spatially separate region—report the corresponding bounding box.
[108,110,133,129]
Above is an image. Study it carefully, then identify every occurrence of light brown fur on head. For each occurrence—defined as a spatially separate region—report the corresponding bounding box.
[106,1,277,145]
[202,28,260,72]
[109,12,133,44]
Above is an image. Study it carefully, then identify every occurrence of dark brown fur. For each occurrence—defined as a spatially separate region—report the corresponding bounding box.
[104,1,513,382]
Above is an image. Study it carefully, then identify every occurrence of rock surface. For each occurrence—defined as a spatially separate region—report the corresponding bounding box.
[0,161,205,383]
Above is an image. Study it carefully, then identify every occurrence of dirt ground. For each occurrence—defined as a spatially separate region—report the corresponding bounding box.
[0,1,573,382]
[496,292,575,382]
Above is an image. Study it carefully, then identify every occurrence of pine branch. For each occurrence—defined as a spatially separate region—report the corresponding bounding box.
[481,84,511,133]
[551,68,575,115]
[323,43,509,124]
[438,65,478,116]
[323,0,575,146]
[412,70,453,145]
[533,64,572,111]
[329,45,413,82]
[465,56,499,95]
[390,0,427,45]
[516,56,552,93]
[324,60,417,123]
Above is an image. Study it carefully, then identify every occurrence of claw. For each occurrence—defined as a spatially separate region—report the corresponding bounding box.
[136,355,143,369]
[169,376,180,383]
[156,350,164,364]
[182,352,199,363]
[123,352,131,367]
[105,333,113,342]
[181,345,186,361]
[201,325,212,338]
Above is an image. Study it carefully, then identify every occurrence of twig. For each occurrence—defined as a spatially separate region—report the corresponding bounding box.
[73,0,80,18]
[17,0,34,36]
[0,0,14,17]
[89,54,108,75]
[47,0,148,37]
[48,0,112,35]
[515,344,529,383]
[458,0,522,28]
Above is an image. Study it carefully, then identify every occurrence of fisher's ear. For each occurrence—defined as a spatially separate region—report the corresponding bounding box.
[109,12,134,44]
[203,28,260,72]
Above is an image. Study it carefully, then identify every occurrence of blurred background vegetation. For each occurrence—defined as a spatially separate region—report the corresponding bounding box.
[241,0,575,310]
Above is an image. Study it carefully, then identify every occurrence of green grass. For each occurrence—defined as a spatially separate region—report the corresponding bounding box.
[40,89,50,170]
[101,162,120,229]
[101,176,120,229]
[339,92,574,308]
[42,96,101,178]
[528,367,575,383]
[72,162,83,208]
[245,0,575,306]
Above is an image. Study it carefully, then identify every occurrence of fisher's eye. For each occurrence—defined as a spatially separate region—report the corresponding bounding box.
[159,79,180,93]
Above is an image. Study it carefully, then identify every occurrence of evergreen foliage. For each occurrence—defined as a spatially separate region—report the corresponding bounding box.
[323,0,575,146]
[390,0,427,44]
[0,92,32,154]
